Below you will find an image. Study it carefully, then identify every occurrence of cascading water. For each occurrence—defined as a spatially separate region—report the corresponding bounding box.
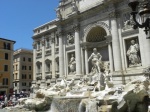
[47,97,85,112]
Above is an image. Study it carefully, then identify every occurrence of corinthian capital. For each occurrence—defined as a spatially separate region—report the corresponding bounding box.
[56,31,64,37]
[73,24,80,32]
[32,42,37,49]
[109,11,119,18]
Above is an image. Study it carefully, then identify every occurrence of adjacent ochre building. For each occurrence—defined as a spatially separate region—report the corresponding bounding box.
[13,48,33,94]
[0,38,15,96]
[32,0,150,88]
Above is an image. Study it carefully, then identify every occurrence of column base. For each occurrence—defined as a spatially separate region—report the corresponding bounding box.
[75,74,84,80]
[51,78,56,84]
[40,80,46,89]
[57,77,63,80]
[32,80,36,85]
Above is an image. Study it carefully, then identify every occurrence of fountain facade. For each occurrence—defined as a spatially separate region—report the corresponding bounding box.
[32,0,150,89]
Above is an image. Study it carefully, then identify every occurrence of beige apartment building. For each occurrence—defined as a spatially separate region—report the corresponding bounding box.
[0,38,15,96]
[13,48,33,94]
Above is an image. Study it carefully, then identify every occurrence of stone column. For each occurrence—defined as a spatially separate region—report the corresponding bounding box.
[84,48,89,74]
[58,31,64,78]
[51,33,56,78]
[110,12,122,71]
[117,17,126,71]
[74,24,82,75]
[32,42,37,81]
[139,28,150,67]
[55,58,59,73]
[108,43,114,72]
[81,48,85,74]
[41,39,45,80]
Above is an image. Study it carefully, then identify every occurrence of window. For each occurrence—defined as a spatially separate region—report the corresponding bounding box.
[5,53,8,60]
[29,82,31,87]
[3,42,11,50]
[22,89,26,91]
[22,66,26,70]
[29,74,32,79]
[46,39,50,48]
[22,82,26,86]
[37,42,41,50]
[16,65,18,70]
[22,66,24,70]
[45,60,50,72]
[37,64,41,73]
[46,63,50,72]
[14,83,17,87]
[28,58,31,62]
[3,78,8,85]
[23,57,25,61]
[4,65,8,71]
[29,66,32,70]
[22,74,26,79]
[15,73,18,79]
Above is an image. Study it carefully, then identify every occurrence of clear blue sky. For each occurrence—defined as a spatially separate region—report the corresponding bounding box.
[0,0,59,50]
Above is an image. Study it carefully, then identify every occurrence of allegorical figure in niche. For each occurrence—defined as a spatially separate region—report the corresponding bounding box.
[68,54,76,74]
[88,48,102,73]
[127,40,141,66]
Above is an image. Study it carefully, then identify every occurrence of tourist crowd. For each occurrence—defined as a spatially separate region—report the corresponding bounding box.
[0,92,29,109]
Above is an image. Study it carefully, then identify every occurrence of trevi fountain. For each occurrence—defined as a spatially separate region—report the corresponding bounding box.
[5,48,150,112]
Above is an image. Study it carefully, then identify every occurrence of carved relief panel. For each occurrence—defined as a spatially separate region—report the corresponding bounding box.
[122,12,135,30]
[66,32,74,46]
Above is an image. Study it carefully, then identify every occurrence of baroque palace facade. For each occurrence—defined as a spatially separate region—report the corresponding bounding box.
[32,0,150,87]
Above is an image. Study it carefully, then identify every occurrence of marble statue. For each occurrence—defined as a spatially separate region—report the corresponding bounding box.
[88,48,102,73]
[127,40,141,67]
[56,8,62,19]
[72,0,78,12]
[68,54,76,74]
[88,48,106,90]
[123,15,136,30]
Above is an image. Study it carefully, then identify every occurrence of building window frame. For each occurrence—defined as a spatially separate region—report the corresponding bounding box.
[5,53,8,60]
[29,66,32,70]
[3,78,8,85]
[23,57,26,61]
[28,58,31,62]
[29,74,32,79]
[22,82,26,86]
[4,65,8,71]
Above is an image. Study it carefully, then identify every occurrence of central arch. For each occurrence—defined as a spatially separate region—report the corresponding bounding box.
[83,21,110,42]
[86,26,107,42]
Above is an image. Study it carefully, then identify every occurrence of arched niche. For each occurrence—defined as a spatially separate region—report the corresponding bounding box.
[45,59,51,73]
[83,22,111,42]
